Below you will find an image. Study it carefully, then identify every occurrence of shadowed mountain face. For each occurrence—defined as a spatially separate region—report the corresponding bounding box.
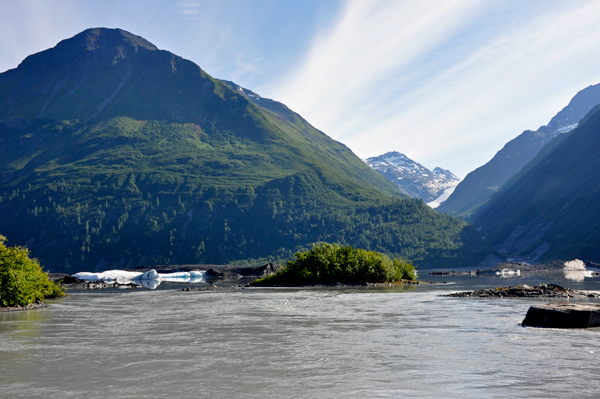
[0,28,483,272]
[437,83,600,219]
[472,105,600,263]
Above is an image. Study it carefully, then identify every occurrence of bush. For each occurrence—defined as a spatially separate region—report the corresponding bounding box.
[251,242,416,285]
[0,235,64,307]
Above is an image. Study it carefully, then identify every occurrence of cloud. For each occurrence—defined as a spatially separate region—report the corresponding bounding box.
[270,0,600,176]
[178,1,201,17]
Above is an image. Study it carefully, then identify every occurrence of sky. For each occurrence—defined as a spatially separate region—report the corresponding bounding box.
[2,0,600,177]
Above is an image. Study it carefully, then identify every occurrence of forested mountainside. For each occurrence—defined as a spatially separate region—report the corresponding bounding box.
[0,28,489,272]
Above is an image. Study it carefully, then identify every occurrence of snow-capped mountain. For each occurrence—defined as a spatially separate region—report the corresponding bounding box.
[364,152,460,206]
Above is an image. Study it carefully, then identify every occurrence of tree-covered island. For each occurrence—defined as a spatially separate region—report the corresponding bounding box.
[250,242,417,286]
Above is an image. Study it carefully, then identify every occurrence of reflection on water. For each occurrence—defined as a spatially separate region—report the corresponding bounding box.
[139,274,207,289]
[498,269,596,282]
[563,269,594,281]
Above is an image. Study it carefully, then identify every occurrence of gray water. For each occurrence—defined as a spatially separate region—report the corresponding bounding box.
[2,276,600,398]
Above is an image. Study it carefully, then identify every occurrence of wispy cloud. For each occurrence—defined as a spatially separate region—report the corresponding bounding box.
[270,0,600,176]
[177,1,201,17]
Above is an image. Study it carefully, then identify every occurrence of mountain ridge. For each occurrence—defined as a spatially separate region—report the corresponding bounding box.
[472,104,600,262]
[437,83,600,218]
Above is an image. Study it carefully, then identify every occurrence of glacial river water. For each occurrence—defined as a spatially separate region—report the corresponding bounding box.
[1,274,600,398]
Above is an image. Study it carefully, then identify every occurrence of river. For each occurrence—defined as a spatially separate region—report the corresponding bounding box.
[1,274,600,398]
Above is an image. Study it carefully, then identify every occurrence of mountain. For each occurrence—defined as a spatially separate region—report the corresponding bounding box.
[0,28,485,272]
[471,104,600,262]
[364,152,460,205]
[437,83,600,218]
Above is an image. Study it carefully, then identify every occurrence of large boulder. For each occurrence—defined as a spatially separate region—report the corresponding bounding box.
[522,303,600,328]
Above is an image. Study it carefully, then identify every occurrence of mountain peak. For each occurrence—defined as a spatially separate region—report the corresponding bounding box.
[433,167,459,181]
[77,28,159,52]
[2,27,227,127]
[365,152,460,204]
[18,28,158,71]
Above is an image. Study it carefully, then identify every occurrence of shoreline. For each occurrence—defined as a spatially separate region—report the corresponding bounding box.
[0,300,48,312]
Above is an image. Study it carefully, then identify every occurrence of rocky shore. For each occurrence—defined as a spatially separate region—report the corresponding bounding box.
[248,280,429,288]
[178,280,431,290]
[0,300,48,312]
[49,274,137,290]
[178,285,244,292]
[445,283,600,298]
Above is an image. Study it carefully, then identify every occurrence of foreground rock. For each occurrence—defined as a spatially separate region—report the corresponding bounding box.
[445,283,599,298]
[522,303,600,328]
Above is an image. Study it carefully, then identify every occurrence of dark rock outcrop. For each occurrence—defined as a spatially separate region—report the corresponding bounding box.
[48,273,85,284]
[203,263,283,280]
[522,303,600,328]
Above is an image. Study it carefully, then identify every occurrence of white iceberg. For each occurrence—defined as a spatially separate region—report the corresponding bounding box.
[73,269,206,289]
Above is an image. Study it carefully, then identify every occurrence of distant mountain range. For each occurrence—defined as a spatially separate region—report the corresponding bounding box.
[437,83,600,218]
[364,151,460,206]
[0,28,486,272]
[472,104,600,262]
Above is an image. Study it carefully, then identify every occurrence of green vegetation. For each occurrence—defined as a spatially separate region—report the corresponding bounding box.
[251,243,416,286]
[0,235,64,307]
[0,28,491,272]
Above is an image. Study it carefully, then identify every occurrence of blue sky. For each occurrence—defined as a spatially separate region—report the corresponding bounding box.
[2,0,600,177]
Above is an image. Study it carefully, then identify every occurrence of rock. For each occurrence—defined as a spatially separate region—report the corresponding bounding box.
[259,263,283,277]
[444,283,590,298]
[57,275,85,284]
[522,303,600,328]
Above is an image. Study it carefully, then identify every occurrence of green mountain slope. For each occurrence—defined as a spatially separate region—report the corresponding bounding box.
[0,28,485,272]
[472,105,600,262]
[437,83,600,218]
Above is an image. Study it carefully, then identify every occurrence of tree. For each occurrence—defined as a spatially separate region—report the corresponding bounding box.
[0,235,64,307]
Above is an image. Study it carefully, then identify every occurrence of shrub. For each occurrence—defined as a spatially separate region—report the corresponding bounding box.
[251,242,416,285]
[0,235,64,307]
